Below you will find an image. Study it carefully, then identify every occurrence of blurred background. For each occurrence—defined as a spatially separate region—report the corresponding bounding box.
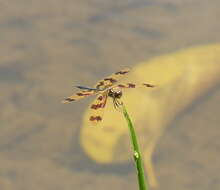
[1,0,220,190]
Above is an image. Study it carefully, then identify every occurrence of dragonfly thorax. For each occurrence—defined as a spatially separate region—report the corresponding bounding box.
[108,87,122,99]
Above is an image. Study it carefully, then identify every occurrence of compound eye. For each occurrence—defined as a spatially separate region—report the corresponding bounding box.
[116,91,122,98]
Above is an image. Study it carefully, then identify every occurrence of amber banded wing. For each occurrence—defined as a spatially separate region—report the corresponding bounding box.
[116,83,155,89]
[94,68,130,90]
[62,90,97,103]
[89,91,108,126]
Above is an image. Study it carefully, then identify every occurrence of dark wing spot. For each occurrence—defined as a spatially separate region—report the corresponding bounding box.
[118,84,126,88]
[104,78,117,83]
[96,81,105,88]
[98,96,103,101]
[143,83,155,87]
[76,92,85,96]
[65,98,75,102]
[91,103,103,109]
[97,81,104,86]
[128,83,136,88]
[90,116,102,121]
[115,71,129,75]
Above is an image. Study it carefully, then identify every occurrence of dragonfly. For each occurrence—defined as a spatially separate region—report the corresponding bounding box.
[62,68,155,126]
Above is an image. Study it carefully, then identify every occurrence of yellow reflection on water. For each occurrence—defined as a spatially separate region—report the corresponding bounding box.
[80,44,220,188]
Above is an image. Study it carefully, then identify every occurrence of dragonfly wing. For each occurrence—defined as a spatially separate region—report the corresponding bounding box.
[62,90,97,103]
[117,83,155,88]
[89,91,108,126]
[94,68,130,90]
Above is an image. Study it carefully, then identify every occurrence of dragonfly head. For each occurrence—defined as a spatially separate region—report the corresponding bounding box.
[108,87,122,99]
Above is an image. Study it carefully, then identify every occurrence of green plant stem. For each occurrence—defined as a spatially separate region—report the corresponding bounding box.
[122,104,149,190]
